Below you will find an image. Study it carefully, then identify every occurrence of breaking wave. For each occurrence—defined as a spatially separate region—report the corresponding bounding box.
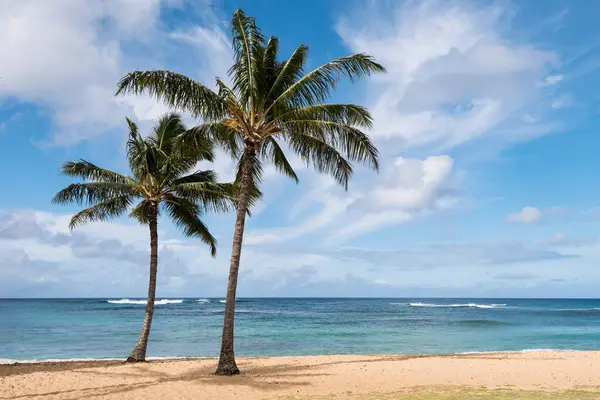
[106,299,184,305]
[408,302,506,309]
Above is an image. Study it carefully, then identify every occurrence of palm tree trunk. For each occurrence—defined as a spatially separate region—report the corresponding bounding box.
[215,149,255,375]
[127,202,159,362]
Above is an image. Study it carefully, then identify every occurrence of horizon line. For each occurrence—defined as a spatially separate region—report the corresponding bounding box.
[2,296,600,300]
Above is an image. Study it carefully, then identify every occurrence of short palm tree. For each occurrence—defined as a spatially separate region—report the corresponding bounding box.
[115,9,385,374]
[53,113,234,362]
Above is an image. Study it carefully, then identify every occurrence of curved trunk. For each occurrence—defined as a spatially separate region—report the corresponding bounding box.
[215,148,255,375]
[127,202,159,362]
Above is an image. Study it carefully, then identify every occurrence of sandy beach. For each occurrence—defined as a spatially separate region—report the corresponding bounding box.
[2,351,600,399]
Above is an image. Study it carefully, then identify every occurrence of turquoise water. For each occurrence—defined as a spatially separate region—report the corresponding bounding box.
[1,298,600,361]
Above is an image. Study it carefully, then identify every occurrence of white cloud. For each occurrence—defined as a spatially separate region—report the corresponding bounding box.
[244,154,458,245]
[508,206,542,223]
[0,208,373,296]
[3,207,600,298]
[330,155,457,242]
[0,0,232,145]
[336,0,558,153]
[370,155,454,209]
[0,0,128,143]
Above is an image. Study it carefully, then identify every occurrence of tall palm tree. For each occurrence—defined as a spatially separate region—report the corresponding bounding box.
[115,9,385,374]
[53,113,234,362]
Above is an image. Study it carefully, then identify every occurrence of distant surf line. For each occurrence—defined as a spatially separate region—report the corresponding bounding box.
[105,299,227,305]
[106,299,184,305]
[406,302,507,309]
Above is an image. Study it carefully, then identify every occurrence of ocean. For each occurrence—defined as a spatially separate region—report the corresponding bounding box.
[1,298,600,362]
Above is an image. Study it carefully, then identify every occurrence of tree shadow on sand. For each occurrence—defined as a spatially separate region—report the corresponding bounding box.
[1,361,317,400]
[0,355,429,400]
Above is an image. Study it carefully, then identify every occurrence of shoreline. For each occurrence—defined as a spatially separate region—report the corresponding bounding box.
[3,351,600,399]
[0,348,589,365]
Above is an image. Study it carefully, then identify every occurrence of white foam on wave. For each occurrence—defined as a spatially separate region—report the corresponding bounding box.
[196,299,210,303]
[107,299,146,305]
[407,302,506,309]
[156,299,184,305]
[219,300,226,303]
[106,299,184,305]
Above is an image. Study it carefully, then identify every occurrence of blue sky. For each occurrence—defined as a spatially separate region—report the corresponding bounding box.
[1,0,600,298]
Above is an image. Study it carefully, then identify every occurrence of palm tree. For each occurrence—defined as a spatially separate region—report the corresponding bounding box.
[53,113,234,362]
[115,9,385,374]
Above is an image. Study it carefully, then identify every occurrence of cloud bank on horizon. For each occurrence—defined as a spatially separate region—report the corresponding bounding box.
[1,0,600,298]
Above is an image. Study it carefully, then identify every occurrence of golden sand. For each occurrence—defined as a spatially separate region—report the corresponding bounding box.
[2,351,600,399]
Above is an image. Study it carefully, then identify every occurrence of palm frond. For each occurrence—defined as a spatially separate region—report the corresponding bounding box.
[148,114,216,179]
[265,44,308,107]
[281,104,373,129]
[69,196,133,229]
[129,200,154,225]
[215,79,249,139]
[215,77,237,102]
[259,137,299,183]
[173,125,215,165]
[163,196,217,257]
[173,182,236,213]
[281,120,379,170]
[263,36,279,65]
[53,182,139,206]
[229,9,266,108]
[171,170,217,185]
[263,37,280,76]
[115,70,226,120]
[185,122,242,159]
[254,36,280,107]
[60,160,131,183]
[125,119,163,181]
[269,54,386,113]
[125,117,139,140]
[286,133,354,189]
[151,113,186,151]
[125,118,147,180]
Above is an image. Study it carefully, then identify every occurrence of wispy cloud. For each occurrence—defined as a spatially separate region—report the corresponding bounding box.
[336,0,559,154]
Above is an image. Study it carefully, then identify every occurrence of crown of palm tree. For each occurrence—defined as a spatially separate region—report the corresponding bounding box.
[116,9,385,192]
[53,113,235,255]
